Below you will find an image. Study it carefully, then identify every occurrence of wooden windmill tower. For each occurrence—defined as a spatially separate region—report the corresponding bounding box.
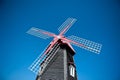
[27,18,102,80]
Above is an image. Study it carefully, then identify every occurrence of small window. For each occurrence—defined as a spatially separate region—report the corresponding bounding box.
[69,65,75,77]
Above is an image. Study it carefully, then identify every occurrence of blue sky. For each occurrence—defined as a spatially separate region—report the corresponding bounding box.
[0,0,120,80]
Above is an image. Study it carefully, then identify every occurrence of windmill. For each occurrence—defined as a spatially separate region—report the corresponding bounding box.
[27,18,102,80]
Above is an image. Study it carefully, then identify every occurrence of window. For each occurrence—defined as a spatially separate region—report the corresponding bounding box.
[69,65,75,77]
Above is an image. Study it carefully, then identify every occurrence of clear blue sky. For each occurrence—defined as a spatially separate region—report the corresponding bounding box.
[0,0,120,80]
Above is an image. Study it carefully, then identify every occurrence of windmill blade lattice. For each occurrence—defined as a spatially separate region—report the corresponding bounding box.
[28,47,48,74]
[67,35,102,54]
[28,42,60,74]
[58,18,77,34]
[27,27,55,39]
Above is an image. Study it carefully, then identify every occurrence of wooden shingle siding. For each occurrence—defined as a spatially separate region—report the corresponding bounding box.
[36,42,78,80]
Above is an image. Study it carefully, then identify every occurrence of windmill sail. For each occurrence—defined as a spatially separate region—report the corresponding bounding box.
[28,45,48,74]
[28,42,60,74]
[58,18,77,34]
[67,35,102,54]
[27,27,56,39]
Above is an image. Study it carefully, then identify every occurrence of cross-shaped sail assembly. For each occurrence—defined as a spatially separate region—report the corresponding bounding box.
[27,18,102,75]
